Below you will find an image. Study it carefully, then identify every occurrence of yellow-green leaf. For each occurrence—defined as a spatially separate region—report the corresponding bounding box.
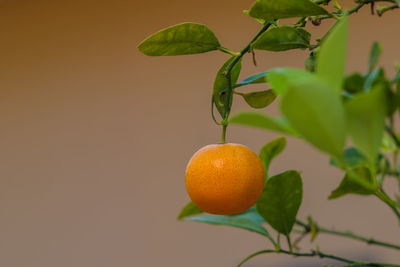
[249,0,329,21]
[138,23,220,56]
[253,26,310,52]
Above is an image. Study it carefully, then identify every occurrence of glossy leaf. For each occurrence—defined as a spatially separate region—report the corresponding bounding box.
[177,201,203,220]
[185,209,272,238]
[267,68,315,95]
[345,85,387,163]
[229,111,297,135]
[368,42,382,74]
[235,72,268,88]
[249,0,329,21]
[252,26,310,51]
[280,75,346,158]
[259,137,286,177]
[316,16,348,93]
[138,23,220,56]
[213,57,242,118]
[256,170,303,235]
[240,90,277,109]
[329,166,377,199]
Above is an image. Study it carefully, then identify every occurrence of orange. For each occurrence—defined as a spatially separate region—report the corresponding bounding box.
[185,143,265,215]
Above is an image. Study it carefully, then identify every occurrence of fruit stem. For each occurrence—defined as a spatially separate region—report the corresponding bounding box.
[220,124,227,144]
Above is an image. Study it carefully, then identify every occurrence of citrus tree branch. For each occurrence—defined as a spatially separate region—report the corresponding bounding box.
[217,22,272,142]
[237,248,400,267]
[295,219,400,250]
[375,188,400,221]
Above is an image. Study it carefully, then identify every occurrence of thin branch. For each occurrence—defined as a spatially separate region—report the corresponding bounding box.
[223,22,272,78]
[375,188,400,221]
[237,248,400,267]
[219,22,272,124]
[295,220,400,250]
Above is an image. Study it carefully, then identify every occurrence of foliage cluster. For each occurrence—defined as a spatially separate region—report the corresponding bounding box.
[139,0,400,266]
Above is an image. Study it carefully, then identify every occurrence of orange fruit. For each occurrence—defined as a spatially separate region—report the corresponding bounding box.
[185,143,265,215]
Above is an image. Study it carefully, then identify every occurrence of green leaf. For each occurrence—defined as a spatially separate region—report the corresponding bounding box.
[252,26,310,52]
[229,111,297,135]
[185,208,272,238]
[329,166,377,199]
[368,42,382,74]
[240,90,277,109]
[256,170,303,235]
[316,16,348,93]
[393,68,400,84]
[235,72,268,88]
[138,22,220,56]
[243,9,265,24]
[259,137,287,177]
[343,73,365,94]
[213,57,242,118]
[381,133,397,154]
[249,0,329,21]
[345,85,387,163]
[280,75,346,158]
[267,68,315,95]
[305,52,317,72]
[330,147,368,170]
[364,67,386,92]
[397,195,400,208]
[177,201,203,220]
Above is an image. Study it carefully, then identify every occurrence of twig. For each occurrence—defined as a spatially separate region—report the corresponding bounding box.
[295,219,400,250]
[237,248,400,267]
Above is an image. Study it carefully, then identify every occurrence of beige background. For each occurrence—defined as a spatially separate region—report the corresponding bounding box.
[0,0,399,266]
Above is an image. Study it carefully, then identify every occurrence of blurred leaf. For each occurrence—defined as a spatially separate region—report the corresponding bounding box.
[330,147,368,170]
[138,23,220,56]
[345,85,387,163]
[252,26,310,51]
[236,72,268,88]
[177,201,203,220]
[256,170,303,235]
[240,90,277,109]
[259,137,286,177]
[249,0,329,21]
[393,69,400,84]
[364,67,386,92]
[280,75,346,158]
[316,16,348,93]
[381,133,397,154]
[329,166,377,199]
[267,68,315,95]
[185,208,272,238]
[305,52,316,72]
[343,73,365,94]
[386,86,398,116]
[368,42,382,74]
[229,111,297,135]
[213,57,242,118]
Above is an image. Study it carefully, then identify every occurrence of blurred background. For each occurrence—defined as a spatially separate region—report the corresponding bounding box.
[0,0,399,266]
